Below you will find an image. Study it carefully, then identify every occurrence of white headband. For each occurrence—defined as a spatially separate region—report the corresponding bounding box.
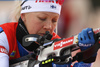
[21,1,62,15]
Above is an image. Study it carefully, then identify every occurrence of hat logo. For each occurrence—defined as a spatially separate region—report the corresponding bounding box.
[50,5,56,9]
[22,5,32,10]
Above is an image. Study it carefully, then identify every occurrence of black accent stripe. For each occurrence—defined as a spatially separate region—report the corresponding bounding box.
[0,27,4,33]
[21,0,27,6]
[0,30,3,33]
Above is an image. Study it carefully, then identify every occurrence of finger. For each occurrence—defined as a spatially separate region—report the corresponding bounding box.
[87,28,94,39]
[82,28,89,40]
[87,28,95,44]
[78,32,82,43]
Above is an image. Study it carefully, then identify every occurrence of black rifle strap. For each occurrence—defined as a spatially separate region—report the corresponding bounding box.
[9,53,36,65]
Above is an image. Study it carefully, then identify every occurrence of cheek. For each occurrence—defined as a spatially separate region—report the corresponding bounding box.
[53,25,56,30]
[51,24,57,33]
[30,24,43,34]
[29,26,38,34]
[25,21,43,34]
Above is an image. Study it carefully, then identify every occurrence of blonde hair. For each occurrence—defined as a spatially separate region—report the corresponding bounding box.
[9,1,22,22]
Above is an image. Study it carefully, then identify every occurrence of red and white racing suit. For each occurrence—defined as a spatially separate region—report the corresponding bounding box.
[0,22,60,67]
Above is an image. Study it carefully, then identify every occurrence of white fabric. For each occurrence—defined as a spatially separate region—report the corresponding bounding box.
[0,32,9,67]
[0,32,9,53]
[34,63,40,67]
[0,53,9,67]
[21,1,61,15]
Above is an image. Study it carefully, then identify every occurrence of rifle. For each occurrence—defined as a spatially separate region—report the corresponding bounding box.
[10,28,100,67]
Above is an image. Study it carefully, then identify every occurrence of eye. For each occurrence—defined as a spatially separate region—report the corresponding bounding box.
[38,17,47,21]
[52,19,57,23]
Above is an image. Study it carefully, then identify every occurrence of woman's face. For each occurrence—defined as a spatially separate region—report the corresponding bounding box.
[21,12,59,36]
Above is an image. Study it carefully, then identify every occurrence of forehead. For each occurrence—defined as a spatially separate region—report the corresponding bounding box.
[25,12,59,17]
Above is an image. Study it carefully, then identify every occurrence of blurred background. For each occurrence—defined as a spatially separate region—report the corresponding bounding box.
[0,0,100,38]
[58,0,100,38]
[0,1,15,24]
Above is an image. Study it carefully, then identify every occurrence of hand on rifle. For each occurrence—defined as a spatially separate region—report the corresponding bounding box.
[78,28,95,51]
[74,28,97,66]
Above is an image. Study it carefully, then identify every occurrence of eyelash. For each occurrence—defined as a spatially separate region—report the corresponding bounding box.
[39,17,46,21]
[52,19,57,23]
[39,17,57,23]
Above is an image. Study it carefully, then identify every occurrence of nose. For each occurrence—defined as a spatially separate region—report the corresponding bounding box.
[43,21,52,30]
